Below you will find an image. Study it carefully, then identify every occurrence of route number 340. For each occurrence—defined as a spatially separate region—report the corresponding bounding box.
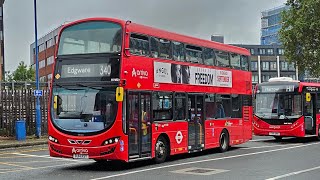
[100,65,112,76]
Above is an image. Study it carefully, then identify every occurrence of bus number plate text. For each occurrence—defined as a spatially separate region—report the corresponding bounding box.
[73,154,89,159]
[269,132,280,136]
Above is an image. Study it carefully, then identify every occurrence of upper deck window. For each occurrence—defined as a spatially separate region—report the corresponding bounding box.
[241,55,249,71]
[230,53,241,69]
[130,34,149,56]
[203,48,215,66]
[216,51,230,67]
[172,41,185,61]
[186,45,202,64]
[58,21,122,55]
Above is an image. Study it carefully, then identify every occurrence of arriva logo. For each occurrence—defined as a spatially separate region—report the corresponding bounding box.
[132,68,148,79]
[72,148,88,154]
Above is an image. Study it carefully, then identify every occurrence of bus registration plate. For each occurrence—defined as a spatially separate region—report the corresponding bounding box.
[269,132,280,136]
[73,154,89,159]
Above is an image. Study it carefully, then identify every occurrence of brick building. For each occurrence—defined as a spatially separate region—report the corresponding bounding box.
[30,25,62,83]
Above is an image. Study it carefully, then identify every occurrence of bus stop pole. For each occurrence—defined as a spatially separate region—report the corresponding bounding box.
[34,0,41,138]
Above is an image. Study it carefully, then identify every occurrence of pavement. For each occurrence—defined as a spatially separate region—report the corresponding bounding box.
[0,136,48,149]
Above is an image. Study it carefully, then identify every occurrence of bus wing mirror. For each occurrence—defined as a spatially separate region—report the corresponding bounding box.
[53,95,58,109]
[116,87,124,102]
[306,93,311,102]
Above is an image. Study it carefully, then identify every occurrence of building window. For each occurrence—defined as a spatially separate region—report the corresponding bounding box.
[266,49,274,55]
[47,73,53,80]
[40,76,46,82]
[46,56,54,65]
[46,38,55,48]
[278,48,284,55]
[270,62,277,71]
[38,43,46,52]
[54,35,58,44]
[251,61,258,71]
[262,61,270,71]
[249,48,255,55]
[252,75,259,83]
[281,61,288,71]
[288,63,295,71]
[39,60,46,69]
[258,48,266,55]
[262,75,270,82]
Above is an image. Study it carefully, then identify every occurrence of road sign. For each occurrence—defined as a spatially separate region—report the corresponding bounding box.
[34,90,43,97]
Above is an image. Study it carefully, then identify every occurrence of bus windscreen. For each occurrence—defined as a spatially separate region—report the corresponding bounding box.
[58,21,122,55]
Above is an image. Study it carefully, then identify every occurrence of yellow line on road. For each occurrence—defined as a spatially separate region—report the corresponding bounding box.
[0,148,47,156]
[0,155,34,159]
[0,162,33,169]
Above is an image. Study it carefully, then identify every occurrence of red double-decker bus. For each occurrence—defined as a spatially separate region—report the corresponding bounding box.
[48,17,252,163]
[254,77,320,140]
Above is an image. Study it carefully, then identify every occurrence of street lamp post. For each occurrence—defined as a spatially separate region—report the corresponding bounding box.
[34,0,41,138]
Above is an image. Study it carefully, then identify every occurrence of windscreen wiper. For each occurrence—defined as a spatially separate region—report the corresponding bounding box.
[76,83,103,90]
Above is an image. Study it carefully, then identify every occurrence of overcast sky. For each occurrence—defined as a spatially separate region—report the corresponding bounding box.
[3,0,286,71]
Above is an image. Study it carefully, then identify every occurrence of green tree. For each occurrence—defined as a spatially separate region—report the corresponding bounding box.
[11,61,35,81]
[279,0,320,76]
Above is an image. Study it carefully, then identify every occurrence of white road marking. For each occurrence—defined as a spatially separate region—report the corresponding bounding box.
[265,165,320,180]
[241,144,291,150]
[249,138,274,142]
[91,142,320,180]
[13,153,87,162]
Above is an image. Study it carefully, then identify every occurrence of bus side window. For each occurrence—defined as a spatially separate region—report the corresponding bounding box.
[230,53,241,69]
[186,45,203,64]
[159,38,172,60]
[174,93,186,120]
[216,51,230,68]
[150,37,159,58]
[172,41,185,61]
[241,55,249,71]
[203,48,215,66]
[129,33,149,56]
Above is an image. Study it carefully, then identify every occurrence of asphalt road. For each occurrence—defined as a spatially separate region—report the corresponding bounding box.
[1,136,320,180]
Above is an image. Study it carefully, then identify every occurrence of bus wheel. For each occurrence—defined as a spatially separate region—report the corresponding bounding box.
[219,130,229,153]
[273,136,283,141]
[155,136,168,163]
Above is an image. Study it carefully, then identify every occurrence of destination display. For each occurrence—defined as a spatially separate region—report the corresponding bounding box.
[258,85,296,93]
[154,62,232,87]
[61,63,112,78]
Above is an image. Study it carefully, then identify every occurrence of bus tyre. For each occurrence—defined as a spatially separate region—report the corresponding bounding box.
[273,136,283,141]
[154,136,168,164]
[219,130,229,153]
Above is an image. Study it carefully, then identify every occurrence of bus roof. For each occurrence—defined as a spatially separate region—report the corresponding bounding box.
[60,17,250,56]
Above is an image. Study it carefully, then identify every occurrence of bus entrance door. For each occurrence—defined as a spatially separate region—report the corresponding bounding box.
[128,92,152,159]
[188,94,205,151]
[304,93,317,135]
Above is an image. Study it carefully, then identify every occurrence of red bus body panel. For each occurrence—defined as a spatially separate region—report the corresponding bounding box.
[253,81,320,138]
[48,17,252,162]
